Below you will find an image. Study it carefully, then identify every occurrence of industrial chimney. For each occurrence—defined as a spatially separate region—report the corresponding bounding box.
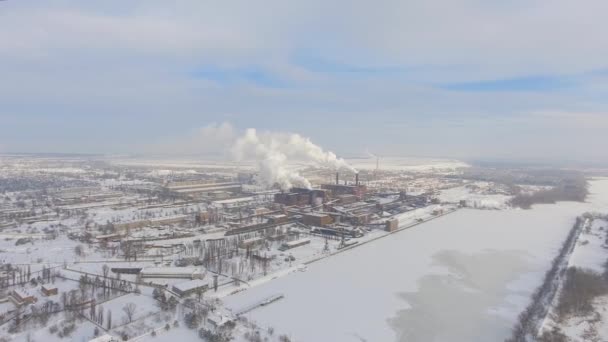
[355,173,359,186]
[336,172,339,185]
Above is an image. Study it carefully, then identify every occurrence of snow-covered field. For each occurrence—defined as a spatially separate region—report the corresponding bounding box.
[345,156,469,172]
[438,185,511,209]
[221,179,608,342]
[108,156,470,173]
[568,219,607,273]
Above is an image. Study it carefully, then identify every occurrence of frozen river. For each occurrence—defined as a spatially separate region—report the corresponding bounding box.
[222,179,608,342]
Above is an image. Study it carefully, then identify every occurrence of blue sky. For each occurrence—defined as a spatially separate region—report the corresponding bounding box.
[0,0,607,163]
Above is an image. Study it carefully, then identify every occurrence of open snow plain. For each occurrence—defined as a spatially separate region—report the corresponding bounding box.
[222,179,608,342]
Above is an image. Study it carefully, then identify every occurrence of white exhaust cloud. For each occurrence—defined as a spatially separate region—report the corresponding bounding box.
[232,128,356,190]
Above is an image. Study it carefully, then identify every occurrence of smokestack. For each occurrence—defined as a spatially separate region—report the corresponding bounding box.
[355,173,359,186]
[336,172,339,185]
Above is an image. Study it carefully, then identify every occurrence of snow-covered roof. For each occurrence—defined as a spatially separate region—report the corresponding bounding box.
[212,196,254,205]
[141,267,203,275]
[241,237,263,244]
[285,238,310,247]
[303,213,330,218]
[89,334,118,342]
[172,279,209,292]
[13,288,34,299]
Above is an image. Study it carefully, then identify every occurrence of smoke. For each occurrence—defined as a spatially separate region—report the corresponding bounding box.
[232,128,356,190]
[284,134,357,173]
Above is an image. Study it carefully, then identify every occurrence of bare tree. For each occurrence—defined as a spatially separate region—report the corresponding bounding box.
[74,245,85,257]
[107,309,112,330]
[102,264,109,280]
[122,303,136,323]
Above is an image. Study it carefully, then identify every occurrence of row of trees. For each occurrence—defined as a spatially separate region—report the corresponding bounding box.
[506,216,587,342]
[510,178,588,209]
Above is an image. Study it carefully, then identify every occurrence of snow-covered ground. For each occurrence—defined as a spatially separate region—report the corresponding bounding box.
[438,185,511,209]
[568,219,607,272]
[539,214,608,342]
[220,179,608,342]
[345,156,469,172]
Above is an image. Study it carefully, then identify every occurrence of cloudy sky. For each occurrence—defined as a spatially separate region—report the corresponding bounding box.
[1,0,607,163]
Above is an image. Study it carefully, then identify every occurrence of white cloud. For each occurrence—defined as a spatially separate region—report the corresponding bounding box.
[2,0,608,80]
[0,0,607,162]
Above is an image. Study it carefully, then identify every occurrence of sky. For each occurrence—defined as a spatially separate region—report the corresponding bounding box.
[1,0,607,163]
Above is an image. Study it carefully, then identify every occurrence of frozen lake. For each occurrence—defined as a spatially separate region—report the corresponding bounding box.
[223,179,608,342]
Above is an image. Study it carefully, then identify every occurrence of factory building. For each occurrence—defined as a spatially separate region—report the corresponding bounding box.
[336,194,358,204]
[321,173,367,199]
[113,215,190,231]
[274,188,327,206]
[165,181,242,197]
[302,213,333,226]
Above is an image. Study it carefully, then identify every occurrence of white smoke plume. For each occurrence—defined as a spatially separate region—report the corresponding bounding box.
[232,128,356,190]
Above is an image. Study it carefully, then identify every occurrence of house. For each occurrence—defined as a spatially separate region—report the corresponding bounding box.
[9,289,37,306]
[207,313,234,329]
[41,285,58,296]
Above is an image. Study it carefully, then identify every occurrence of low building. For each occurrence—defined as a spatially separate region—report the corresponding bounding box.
[385,219,399,232]
[279,238,311,251]
[166,181,242,197]
[239,237,264,249]
[149,215,189,226]
[266,233,286,241]
[253,207,271,215]
[337,194,358,205]
[268,214,288,224]
[349,213,370,225]
[172,279,209,297]
[41,285,58,296]
[95,233,122,242]
[207,313,234,329]
[110,266,143,275]
[140,267,204,280]
[114,220,148,231]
